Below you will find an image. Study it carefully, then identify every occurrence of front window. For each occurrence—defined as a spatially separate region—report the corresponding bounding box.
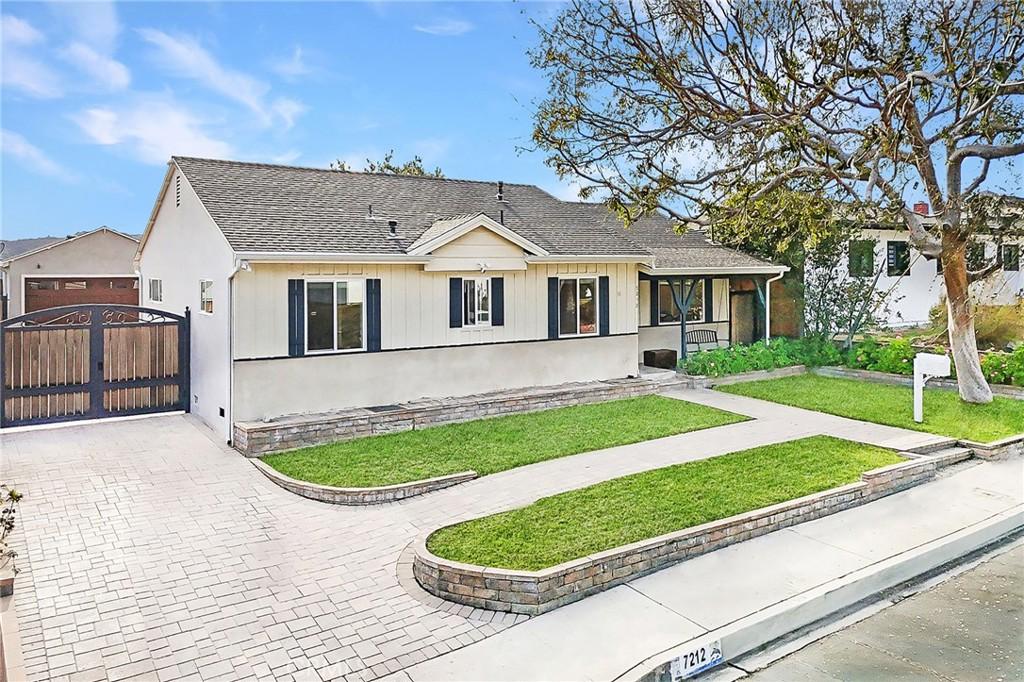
[199,279,214,314]
[559,277,598,336]
[886,242,910,277]
[658,280,704,323]
[1003,245,1020,272]
[967,241,989,271]
[306,280,365,352]
[463,278,490,327]
[848,240,875,278]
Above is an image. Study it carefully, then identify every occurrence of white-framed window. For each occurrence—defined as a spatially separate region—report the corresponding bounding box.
[657,280,704,324]
[558,277,598,336]
[149,278,163,302]
[199,279,214,314]
[305,279,365,353]
[462,277,491,327]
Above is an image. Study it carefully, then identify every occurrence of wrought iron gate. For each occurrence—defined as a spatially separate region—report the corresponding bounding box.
[1,305,190,427]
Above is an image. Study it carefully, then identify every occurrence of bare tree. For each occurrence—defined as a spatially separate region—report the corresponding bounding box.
[531,0,1024,403]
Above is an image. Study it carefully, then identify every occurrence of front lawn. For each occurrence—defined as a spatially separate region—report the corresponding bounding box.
[262,395,745,488]
[427,436,901,570]
[720,374,1024,443]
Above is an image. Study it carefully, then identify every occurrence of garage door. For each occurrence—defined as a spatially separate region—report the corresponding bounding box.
[25,277,139,313]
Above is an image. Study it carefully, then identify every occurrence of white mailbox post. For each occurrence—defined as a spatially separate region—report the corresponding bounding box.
[913,353,952,423]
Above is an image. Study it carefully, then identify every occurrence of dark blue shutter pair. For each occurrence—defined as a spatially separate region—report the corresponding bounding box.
[703,277,714,321]
[287,278,381,355]
[450,277,504,327]
[546,276,611,338]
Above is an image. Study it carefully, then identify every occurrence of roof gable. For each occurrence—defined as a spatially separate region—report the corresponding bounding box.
[1,227,138,266]
[407,213,549,256]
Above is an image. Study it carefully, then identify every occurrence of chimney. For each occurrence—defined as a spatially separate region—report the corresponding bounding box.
[387,220,398,238]
[913,201,929,215]
[496,181,505,202]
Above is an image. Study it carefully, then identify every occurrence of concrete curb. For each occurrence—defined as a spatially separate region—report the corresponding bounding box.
[618,504,1024,682]
[251,459,478,505]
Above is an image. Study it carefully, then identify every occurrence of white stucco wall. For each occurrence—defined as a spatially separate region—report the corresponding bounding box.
[822,229,1024,327]
[232,333,639,421]
[3,229,139,318]
[137,168,236,441]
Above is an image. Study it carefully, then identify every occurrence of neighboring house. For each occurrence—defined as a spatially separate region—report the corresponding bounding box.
[136,157,786,442]
[835,202,1023,327]
[0,227,141,319]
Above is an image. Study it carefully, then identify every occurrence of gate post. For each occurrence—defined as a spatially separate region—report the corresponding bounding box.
[89,307,106,419]
[180,307,191,413]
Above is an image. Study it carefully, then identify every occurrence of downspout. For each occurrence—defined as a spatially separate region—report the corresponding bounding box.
[764,270,785,344]
[227,258,247,444]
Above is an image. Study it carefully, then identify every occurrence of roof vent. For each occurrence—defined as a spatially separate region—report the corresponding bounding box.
[368,204,374,219]
[496,181,506,203]
[387,220,398,238]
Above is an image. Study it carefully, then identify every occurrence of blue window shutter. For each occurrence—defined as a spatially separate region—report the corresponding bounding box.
[449,277,463,328]
[547,277,559,339]
[649,278,659,327]
[598,276,610,336]
[703,277,714,321]
[287,279,305,357]
[367,278,382,351]
[491,277,505,326]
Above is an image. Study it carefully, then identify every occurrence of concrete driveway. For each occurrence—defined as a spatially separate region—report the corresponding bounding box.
[1,391,953,681]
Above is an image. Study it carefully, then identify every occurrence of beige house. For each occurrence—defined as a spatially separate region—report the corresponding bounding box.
[137,157,785,442]
[0,227,140,319]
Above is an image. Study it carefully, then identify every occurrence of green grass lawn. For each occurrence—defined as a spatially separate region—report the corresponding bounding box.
[427,435,901,570]
[261,395,746,488]
[720,374,1024,443]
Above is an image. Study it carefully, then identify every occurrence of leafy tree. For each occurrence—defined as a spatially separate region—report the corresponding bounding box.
[332,149,444,177]
[531,0,1024,403]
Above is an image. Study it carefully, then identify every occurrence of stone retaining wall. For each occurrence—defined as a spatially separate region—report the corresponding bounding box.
[812,366,1024,400]
[413,448,971,615]
[960,435,1024,460]
[684,365,807,388]
[252,460,478,505]
[234,375,684,456]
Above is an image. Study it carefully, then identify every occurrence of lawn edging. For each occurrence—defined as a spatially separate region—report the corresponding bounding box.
[685,365,808,388]
[412,448,971,615]
[812,366,1024,400]
[252,459,477,505]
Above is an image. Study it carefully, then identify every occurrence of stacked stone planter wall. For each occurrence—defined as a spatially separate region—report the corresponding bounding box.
[413,448,971,615]
[812,366,1024,400]
[234,375,684,456]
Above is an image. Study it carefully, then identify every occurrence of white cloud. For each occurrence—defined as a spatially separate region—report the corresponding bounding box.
[2,14,44,46]
[50,0,120,52]
[1,129,75,180]
[413,19,474,36]
[412,136,451,160]
[59,42,130,91]
[1,15,62,98]
[270,150,302,165]
[138,28,305,129]
[270,46,311,80]
[73,97,233,165]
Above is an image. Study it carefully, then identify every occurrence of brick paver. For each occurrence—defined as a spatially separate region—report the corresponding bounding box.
[1,389,948,681]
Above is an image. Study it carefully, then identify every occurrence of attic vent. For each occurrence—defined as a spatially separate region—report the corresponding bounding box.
[496,180,506,202]
[175,176,181,207]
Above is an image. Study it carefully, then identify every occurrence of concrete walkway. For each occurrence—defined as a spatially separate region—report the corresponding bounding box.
[0,390,979,681]
[386,457,1023,682]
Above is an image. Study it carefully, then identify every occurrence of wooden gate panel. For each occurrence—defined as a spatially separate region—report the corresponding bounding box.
[1,305,189,427]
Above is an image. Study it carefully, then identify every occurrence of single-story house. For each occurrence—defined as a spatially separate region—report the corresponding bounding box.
[831,202,1023,327]
[0,227,140,319]
[136,157,786,442]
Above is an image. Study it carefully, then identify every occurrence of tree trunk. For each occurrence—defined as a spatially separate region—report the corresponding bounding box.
[941,238,993,404]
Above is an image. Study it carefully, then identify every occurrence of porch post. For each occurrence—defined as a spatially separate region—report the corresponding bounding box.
[670,278,701,361]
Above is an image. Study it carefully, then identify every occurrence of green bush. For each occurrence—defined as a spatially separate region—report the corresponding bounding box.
[680,337,841,377]
[981,347,1024,387]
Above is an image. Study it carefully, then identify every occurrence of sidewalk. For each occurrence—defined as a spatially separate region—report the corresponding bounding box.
[386,456,1023,682]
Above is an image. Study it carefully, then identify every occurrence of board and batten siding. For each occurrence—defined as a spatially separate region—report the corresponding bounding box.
[232,261,639,359]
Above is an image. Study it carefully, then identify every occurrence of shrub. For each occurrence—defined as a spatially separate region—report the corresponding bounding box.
[981,346,1024,387]
[680,337,841,377]
[871,338,916,375]
[974,303,1024,350]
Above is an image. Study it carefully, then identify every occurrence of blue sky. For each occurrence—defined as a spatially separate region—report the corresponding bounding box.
[2,1,569,239]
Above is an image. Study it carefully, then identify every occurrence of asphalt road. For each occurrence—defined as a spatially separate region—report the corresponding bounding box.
[745,542,1024,682]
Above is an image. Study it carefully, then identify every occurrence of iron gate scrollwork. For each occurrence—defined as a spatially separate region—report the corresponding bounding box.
[0,304,190,427]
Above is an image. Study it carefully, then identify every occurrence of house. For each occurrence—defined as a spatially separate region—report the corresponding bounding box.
[836,202,1023,327]
[136,157,786,442]
[0,227,140,319]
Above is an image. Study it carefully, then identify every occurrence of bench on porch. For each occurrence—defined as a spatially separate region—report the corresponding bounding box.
[685,328,719,351]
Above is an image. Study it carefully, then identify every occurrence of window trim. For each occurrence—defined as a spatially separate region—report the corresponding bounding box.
[848,239,876,278]
[558,276,600,338]
[148,278,163,303]
[656,279,705,324]
[304,277,368,355]
[199,279,214,315]
[461,276,492,328]
[1002,244,1020,272]
[886,241,911,277]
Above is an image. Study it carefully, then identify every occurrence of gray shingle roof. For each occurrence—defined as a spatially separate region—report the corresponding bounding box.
[171,157,778,270]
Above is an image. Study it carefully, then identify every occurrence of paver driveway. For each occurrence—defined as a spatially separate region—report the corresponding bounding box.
[1,389,949,681]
